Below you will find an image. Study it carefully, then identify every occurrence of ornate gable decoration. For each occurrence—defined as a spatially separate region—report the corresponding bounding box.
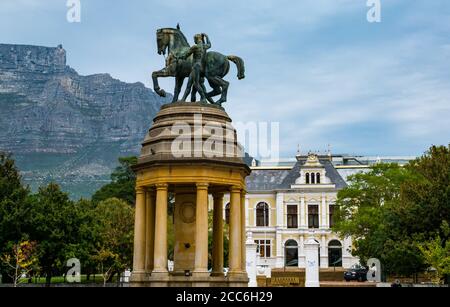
[304,153,322,168]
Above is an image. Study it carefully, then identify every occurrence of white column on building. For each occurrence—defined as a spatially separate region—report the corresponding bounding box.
[276,192,284,228]
[321,235,327,268]
[299,235,305,268]
[245,195,250,228]
[275,192,284,268]
[275,233,283,268]
[321,194,327,229]
[300,195,306,228]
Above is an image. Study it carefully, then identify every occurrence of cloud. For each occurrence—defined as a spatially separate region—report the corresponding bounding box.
[1,0,449,157]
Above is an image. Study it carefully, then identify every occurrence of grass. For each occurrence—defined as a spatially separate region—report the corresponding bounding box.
[19,274,120,284]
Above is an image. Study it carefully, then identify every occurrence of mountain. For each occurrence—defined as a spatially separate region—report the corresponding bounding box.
[0,44,170,199]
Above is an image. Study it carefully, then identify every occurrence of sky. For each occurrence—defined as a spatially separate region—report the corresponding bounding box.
[1,0,449,158]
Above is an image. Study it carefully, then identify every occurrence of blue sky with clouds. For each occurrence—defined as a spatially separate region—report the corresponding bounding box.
[1,0,449,158]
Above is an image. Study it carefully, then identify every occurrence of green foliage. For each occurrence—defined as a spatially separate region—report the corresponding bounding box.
[92,157,137,205]
[1,240,39,287]
[0,154,136,285]
[93,198,134,273]
[0,153,33,282]
[27,184,80,283]
[0,153,31,244]
[334,145,450,279]
[417,221,450,284]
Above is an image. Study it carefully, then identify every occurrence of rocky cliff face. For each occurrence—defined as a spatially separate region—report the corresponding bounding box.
[0,44,170,198]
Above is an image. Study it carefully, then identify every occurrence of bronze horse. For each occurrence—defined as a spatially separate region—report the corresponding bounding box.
[152,26,245,106]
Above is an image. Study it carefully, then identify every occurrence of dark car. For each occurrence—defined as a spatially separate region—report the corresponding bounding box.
[344,264,368,282]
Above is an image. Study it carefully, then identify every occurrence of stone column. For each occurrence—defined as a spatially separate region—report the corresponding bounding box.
[300,196,306,228]
[321,235,328,268]
[321,195,327,229]
[229,186,242,275]
[212,193,224,276]
[145,188,156,273]
[241,191,247,273]
[132,187,146,275]
[275,192,284,268]
[153,183,169,275]
[194,183,210,276]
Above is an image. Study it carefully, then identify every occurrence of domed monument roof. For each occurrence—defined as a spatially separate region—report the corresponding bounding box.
[135,102,250,172]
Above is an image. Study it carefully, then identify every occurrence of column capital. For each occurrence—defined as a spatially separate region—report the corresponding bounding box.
[136,187,146,194]
[155,183,169,190]
[213,192,225,199]
[230,186,242,193]
[196,183,209,190]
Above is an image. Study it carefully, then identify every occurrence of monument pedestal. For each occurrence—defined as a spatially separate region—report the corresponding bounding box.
[130,102,251,288]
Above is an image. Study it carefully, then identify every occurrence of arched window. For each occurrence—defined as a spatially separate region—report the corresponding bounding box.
[256,202,269,227]
[328,240,343,267]
[311,173,316,184]
[285,240,298,267]
[317,173,321,184]
[225,203,230,225]
[306,173,310,184]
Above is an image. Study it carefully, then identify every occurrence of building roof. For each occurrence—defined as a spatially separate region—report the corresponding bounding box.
[246,159,347,192]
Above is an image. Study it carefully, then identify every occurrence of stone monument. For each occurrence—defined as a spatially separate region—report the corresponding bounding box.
[304,236,320,287]
[130,26,250,287]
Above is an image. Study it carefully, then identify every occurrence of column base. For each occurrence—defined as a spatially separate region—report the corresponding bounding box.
[151,270,170,279]
[129,273,249,287]
[227,271,249,280]
[130,271,148,283]
[192,270,210,279]
[210,271,225,277]
[305,281,320,287]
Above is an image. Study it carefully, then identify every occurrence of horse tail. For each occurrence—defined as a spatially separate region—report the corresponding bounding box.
[227,55,245,80]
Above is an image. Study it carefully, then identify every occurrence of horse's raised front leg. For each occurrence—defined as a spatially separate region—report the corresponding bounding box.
[152,67,174,98]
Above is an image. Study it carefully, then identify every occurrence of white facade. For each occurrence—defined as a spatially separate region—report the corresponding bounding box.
[242,154,360,271]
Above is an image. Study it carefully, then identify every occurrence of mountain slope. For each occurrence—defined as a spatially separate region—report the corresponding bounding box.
[0,44,170,198]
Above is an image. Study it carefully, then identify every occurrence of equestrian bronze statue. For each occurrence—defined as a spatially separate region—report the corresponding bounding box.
[152,25,245,106]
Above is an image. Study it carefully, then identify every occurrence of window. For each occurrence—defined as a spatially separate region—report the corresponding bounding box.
[256,202,269,227]
[308,205,319,229]
[311,173,316,184]
[328,240,343,267]
[317,173,321,184]
[255,240,271,258]
[285,240,299,267]
[287,205,298,228]
[225,203,230,225]
[329,204,335,228]
[306,173,310,184]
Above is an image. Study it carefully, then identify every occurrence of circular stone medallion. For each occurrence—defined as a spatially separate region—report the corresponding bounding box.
[180,202,196,224]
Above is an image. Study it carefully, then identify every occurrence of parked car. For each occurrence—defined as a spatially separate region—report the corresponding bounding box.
[344,264,368,282]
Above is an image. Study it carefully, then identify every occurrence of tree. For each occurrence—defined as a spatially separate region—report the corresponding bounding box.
[399,145,450,238]
[334,145,450,280]
[0,153,32,283]
[28,183,79,286]
[63,199,100,281]
[333,163,426,276]
[417,221,450,284]
[93,198,134,285]
[92,157,138,205]
[0,240,38,287]
[92,249,120,287]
